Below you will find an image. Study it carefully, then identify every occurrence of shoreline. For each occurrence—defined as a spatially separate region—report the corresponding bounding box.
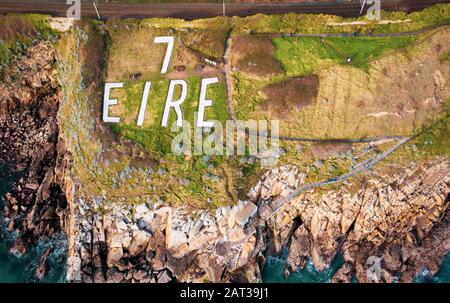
[0,6,449,283]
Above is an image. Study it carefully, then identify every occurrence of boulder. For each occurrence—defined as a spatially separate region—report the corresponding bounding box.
[133,269,149,281]
[25,182,40,190]
[129,230,151,256]
[106,268,124,283]
[134,203,150,219]
[157,270,172,283]
[166,229,188,249]
[107,226,124,267]
[107,247,124,268]
[234,202,258,226]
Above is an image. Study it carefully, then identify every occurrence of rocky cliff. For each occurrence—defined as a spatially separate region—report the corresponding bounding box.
[264,160,450,282]
[64,160,449,283]
[1,12,449,283]
[0,41,69,257]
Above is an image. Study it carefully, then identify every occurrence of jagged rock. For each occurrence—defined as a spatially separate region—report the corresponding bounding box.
[129,230,151,256]
[25,183,40,190]
[133,269,149,281]
[157,270,172,283]
[331,263,353,283]
[234,202,258,226]
[274,159,450,281]
[106,268,124,283]
[107,247,124,268]
[247,181,262,202]
[35,247,52,281]
[286,226,310,273]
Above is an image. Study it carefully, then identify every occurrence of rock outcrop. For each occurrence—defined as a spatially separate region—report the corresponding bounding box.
[0,42,69,257]
[1,22,449,285]
[64,160,450,283]
[263,160,450,282]
[67,197,261,283]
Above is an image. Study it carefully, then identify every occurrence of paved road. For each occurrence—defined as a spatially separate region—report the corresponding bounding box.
[0,0,446,20]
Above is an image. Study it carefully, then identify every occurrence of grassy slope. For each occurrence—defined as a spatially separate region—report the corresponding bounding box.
[50,4,450,209]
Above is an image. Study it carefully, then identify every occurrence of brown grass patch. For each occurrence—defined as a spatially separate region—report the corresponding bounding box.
[80,20,105,86]
[106,20,207,80]
[231,35,283,78]
[258,75,319,117]
[0,15,37,41]
[311,143,351,159]
[180,28,228,60]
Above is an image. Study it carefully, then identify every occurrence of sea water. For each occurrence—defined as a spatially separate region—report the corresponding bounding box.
[0,162,67,283]
[262,245,450,283]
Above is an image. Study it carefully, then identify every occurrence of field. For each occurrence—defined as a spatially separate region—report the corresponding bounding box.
[233,27,449,139]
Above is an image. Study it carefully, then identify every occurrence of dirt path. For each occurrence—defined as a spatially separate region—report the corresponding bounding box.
[224,36,236,121]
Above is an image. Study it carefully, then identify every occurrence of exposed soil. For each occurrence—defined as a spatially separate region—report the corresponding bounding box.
[311,142,351,159]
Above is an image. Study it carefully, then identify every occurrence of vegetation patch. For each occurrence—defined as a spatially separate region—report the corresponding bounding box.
[258,75,319,118]
[274,35,416,76]
[179,27,229,60]
[230,4,449,35]
[231,35,283,78]
[0,14,57,73]
[390,97,450,163]
[311,143,351,160]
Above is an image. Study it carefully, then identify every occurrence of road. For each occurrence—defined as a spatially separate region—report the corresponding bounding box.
[0,0,447,20]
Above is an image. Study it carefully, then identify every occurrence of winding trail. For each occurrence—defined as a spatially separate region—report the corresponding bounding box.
[256,137,410,222]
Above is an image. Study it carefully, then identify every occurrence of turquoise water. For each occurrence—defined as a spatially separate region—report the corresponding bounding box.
[262,245,450,283]
[0,163,67,283]
[262,248,345,283]
[414,253,450,283]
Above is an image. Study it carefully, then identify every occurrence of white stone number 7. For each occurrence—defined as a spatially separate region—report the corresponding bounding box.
[154,36,174,74]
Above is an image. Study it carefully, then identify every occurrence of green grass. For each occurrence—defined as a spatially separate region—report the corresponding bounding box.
[441,51,450,62]
[389,98,450,163]
[230,4,450,35]
[410,97,450,158]
[0,42,10,67]
[110,76,228,155]
[274,35,416,76]
[414,114,450,158]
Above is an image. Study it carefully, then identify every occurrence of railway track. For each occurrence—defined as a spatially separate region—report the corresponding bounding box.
[0,0,446,20]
